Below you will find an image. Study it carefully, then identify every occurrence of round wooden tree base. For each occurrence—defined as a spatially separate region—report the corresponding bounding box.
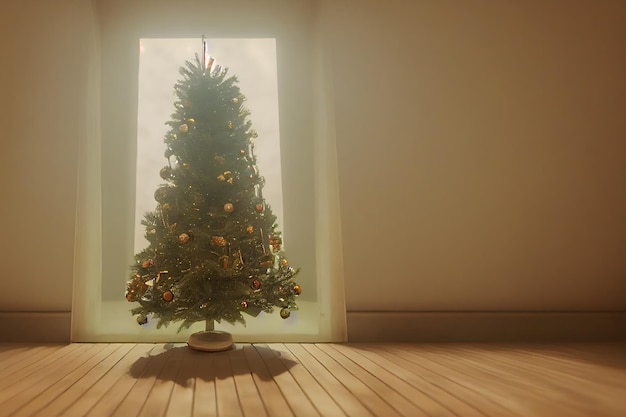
[187,330,233,352]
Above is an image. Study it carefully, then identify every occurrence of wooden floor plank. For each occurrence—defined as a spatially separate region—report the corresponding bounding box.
[0,343,83,393]
[285,344,375,417]
[213,349,244,417]
[329,343,452,417]
[137,346,185,417]
[348,344,481,417]
[0,345,64,379]
[0,344,106,411]
[0,342,624,417]
[242,344,293,417]
[18,344,132,417]
[0,345,31,363]
[441,344,624,417]
[57,343,156,417]
[165,345,199,417]
[319,344,428,417]
[256,344,321,417]
[268,344,347,417]
[410,344,582,417]
[228,345,268,417]
[107,344,172,417]
[387,344,526,417]
[303,344,404,417]
[192,348,218,417]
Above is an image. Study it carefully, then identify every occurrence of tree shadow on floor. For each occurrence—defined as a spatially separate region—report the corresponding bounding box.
[128,343,298,386]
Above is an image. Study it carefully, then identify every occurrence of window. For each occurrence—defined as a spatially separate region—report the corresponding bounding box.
[72,0,346,342]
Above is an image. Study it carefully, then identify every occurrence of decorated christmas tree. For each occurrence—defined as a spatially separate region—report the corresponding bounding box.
[125,43,301,344]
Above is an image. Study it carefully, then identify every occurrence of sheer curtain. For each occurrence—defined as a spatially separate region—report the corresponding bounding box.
[72,0,346,342]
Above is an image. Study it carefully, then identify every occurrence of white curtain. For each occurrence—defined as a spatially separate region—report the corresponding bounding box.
[72,0,346,342]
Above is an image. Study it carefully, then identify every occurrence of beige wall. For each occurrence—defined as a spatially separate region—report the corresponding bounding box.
[323,0,626,311]
[0,0,93,311]
[2,0,625,314]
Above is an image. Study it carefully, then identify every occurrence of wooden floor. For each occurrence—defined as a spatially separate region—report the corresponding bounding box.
[1,342,625,417]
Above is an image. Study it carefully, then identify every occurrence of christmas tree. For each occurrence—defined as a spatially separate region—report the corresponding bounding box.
[125,45,301,336]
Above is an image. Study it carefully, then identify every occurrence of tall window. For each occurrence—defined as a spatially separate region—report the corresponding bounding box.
[72,0,346,342]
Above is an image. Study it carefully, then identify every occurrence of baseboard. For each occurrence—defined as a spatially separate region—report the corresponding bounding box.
[2,311,625,343]
[347,311,626,342]
[0,311,71,343]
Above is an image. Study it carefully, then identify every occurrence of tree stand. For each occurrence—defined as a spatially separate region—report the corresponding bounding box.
[187,321,233,352]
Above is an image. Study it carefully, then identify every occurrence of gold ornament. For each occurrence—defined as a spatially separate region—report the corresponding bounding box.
[246,226,254,234]
[187,118,195,124]
[280,308,291,319]
[281,258,289,266]
[179,123,189,133]
[178,232,191,245]
[227,178,234,184]
[232,98,239,104]
[211,236,228,247]
[182,162,189,169]
[224,203,234,213]
[217,175,225,181]
[227,121,233,129]
[137,315,148,325]
[161,203,170,211]
[294,285,302,296]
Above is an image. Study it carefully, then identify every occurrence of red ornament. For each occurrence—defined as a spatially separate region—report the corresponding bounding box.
[162,291,174,302]
[251,280,261,290]
[255,204,263,213]
[141,259,153,269]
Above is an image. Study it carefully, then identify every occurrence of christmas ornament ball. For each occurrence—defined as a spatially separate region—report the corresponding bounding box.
[251,279,261,290]
[137,315,148,325]
[179,123,189,133]
[162,291,174,302]
[280,308,291,319]
[154,186,170,203]
[178,232,191,244]
[255,203,263,213]
[224,203,234,213]
[141,259,153,269]
[159,166,172,179]
[294,285,302,296]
